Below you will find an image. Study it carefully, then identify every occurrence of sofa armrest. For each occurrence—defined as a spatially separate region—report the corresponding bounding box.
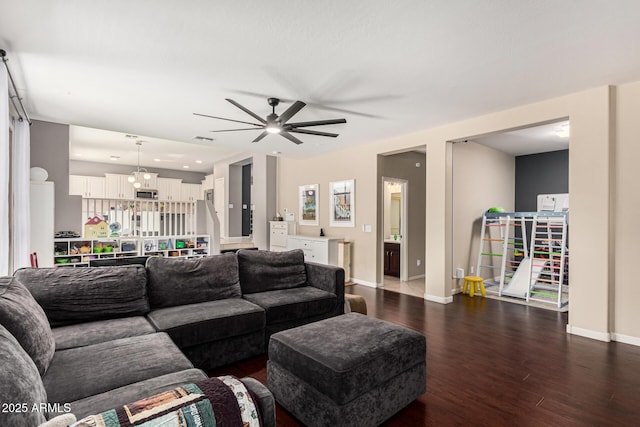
[305,262,345,315]
[38,414,77,427]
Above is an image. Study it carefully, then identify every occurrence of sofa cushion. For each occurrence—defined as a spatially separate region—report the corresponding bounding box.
[0,276,55,375]
[0,324,48,426]
[147,299,265,348]
[14,266,150,326]
[56,369,207,420]
[238,249,307,294]
[146,254,241,308]
[43,332,194,404]
[53,317,156,350]
[243,286,336,324]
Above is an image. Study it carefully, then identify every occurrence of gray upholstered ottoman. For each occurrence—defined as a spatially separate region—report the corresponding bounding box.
[267,313,426,427]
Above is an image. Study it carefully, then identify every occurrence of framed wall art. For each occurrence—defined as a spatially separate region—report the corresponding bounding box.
[329,179,355,227]
[299,184,319,226]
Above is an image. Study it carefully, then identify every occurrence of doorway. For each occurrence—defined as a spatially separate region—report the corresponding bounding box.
[382,177,408,281]
[452,119,570,310]
[377,150,426,298]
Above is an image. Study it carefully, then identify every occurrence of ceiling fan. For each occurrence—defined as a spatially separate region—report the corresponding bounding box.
[194,98,347,145]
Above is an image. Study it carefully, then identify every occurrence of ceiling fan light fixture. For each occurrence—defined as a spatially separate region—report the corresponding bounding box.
[127,175,136,183]
[266,124,281,134]
[143,172,151,180]
[133,181,142,189]
[194,97,346,145]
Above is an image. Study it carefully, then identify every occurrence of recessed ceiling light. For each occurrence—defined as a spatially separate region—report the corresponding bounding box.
[110,155,120,161]
[195,160,203,164]
[183,165,190,169]
[153,158,161,162]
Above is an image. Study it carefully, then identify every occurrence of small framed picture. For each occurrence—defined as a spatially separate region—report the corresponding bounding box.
[299,184,319,226]
[329,179,355,227]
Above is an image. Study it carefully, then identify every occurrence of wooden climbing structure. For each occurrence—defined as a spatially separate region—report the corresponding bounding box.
[476,211,568,308]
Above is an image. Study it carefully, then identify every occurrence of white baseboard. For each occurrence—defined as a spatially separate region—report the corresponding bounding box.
[566,324,611,342]
[611,333,640,347]
[424,294,454,304]
[407,274,425,281]
[350,278,380,288]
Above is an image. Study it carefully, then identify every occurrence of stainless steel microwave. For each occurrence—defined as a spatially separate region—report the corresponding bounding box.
[136,189,158,199]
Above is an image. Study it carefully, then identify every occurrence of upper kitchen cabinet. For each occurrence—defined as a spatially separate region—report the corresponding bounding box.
[132,171,158,189]
[157,177,183,201]
[181,183,203,202]
[105,174,134,200]
[69,175,106,198]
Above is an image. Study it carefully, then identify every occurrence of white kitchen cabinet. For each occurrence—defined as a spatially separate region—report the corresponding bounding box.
[270,221,297,251]
[69,175,105,198]
[132,171,158,189]
[157,178,183,201]
[181,183,202,202]
[69,175,84,196]
[105,174,134,200]
[287,235,343,265]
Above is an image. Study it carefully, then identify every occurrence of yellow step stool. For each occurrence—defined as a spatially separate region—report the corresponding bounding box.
[463,276,486,297]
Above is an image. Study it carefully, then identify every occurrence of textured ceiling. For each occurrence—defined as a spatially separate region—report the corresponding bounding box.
[2,1,640,165]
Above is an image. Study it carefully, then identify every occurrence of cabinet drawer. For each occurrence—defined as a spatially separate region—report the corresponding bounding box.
[271,231,288,247]
[271,222,287,230]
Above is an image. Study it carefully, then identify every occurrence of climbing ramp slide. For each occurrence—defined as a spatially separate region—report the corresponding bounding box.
[501,257,546,299]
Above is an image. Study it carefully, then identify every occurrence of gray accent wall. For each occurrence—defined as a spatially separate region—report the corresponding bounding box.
[515,149,569,212]
[69,160,207,184]
[30,120,82,232]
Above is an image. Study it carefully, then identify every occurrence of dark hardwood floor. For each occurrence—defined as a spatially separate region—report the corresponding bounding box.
[211,285,640,426]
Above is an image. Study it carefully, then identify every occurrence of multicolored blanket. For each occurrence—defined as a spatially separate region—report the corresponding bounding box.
[71,376,261,427]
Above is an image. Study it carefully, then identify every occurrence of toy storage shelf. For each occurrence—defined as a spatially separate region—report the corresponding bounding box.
[53,238,139,267]
[141,235,210,259]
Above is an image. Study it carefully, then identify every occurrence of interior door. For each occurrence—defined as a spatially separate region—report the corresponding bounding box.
[242,164,252,236]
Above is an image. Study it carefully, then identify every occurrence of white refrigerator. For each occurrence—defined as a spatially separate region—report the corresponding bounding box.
[30,181,54,267]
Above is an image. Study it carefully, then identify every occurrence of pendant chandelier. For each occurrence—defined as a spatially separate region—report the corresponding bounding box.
[128,140,151,188]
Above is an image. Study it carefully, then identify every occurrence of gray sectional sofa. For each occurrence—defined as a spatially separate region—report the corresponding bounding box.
[0,249,345,426]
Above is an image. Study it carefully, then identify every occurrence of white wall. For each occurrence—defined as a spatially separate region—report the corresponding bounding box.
[452,141,515,289]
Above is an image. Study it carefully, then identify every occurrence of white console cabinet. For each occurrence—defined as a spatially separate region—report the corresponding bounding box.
[287,235,343,265]
[270,221,297,252]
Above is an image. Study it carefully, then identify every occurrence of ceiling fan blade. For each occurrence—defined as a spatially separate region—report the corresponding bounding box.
[280,131,304,145]
[286,118,347,128]
[278,101,306,124]
[253,131,269,143]
[193,113,262,127]
[288,128,339,138]
[225,98,267,124]
[209,128,265,133]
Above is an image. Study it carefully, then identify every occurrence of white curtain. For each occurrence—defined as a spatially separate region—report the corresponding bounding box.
[12,119,30,270]
[0,65,9,275]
